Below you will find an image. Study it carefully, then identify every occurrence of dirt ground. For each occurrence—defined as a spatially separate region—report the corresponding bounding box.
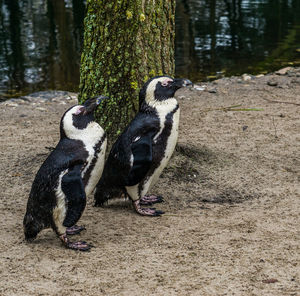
[0,68,299,296]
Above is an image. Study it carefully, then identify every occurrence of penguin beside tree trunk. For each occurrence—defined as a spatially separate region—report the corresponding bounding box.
[23,96,109,251]
[94,76,192,216]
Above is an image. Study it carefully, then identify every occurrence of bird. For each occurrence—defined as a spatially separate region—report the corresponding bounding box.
[23,95,109,251]
[94,76,192,216]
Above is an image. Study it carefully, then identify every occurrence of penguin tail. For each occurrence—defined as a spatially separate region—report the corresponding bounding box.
[23,212,42,241]
[94,179,123,207]
[94,187,111,207]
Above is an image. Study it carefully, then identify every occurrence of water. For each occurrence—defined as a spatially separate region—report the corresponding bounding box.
[0,0,84,100]
[0,0,300,100]
[175,0,300,81]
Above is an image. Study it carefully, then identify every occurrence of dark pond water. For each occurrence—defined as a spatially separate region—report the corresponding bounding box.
[1,0,300,100]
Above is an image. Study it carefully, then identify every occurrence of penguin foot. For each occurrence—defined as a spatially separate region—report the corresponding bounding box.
[140,195,164,205]
[133,200,164,216]
[66,225,86,235]
[60,234,92,251]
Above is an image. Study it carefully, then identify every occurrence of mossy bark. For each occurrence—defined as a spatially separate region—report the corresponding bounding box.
[79,0,176,140]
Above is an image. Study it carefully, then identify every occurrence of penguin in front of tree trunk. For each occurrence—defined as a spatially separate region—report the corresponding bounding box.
[23,95,109,251]
[94,76,192,216]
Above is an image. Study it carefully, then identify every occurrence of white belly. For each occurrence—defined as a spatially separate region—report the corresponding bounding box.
[84,138,107,196]
[53,170,68,235]
[145,109,180,194]
[126,108,180,201]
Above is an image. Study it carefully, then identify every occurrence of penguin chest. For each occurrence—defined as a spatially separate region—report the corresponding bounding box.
[161,108,180,161]
[127,105,180,201]
[82,136,107,196]
[151,107,180,185]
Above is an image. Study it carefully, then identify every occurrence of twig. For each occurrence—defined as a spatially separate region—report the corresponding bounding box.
[200,104,263,113]
[262,97,300,106]
[272,116,278,138]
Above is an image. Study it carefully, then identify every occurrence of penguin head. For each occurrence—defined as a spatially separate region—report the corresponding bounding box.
[60,95,109,139]
[139,76,193,107]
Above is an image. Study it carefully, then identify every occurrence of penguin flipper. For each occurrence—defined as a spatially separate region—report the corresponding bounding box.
[125,134,153,186]
[62,164,86,228]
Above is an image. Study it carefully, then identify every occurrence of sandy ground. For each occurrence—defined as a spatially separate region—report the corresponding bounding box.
[0,69,299,296]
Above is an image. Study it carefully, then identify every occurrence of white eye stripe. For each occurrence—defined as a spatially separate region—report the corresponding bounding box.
[74,106,84,115]
[145,77,173,103]
[161,78,173,87]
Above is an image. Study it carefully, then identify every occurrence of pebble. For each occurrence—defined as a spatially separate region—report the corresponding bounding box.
[5,103,18,107]
[242,74,252,82]
[207,87,217,93]
[275,67,293,75]
[193,84,206,91]
[36,107,47,112]
[267,81,278,87]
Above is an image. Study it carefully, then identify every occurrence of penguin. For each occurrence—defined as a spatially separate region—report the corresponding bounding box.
[94,76,192,216]
[23,95,109,251]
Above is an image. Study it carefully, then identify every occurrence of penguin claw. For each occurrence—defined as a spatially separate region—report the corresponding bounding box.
[67,241,91,251]
[60,234,92,251]
[133,200,164,216]
[66,225,86,235]
[154,210,165,216]
[140,195,164,205]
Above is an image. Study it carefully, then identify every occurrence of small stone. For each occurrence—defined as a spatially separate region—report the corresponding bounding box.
[59,101,67,105]
[16,99,27,104]
[193,84,206,91]
[256,74,264,78]
[275,67,293,75]
[195,86,206,91]
[242,126,248,131]
[242,74,252,81]
[36,107,47,111]
[267,81,278,87]
[67,95,77,101]
[262,278,278,284]
[207,88,217,93]
[178,95,186,100]
[5,103,18,107]
[212,79,223,84]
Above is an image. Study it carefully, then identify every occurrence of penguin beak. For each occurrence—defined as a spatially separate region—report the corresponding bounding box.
[173,78,193,90]
[96,95,110,105]
[182,78,193,87]
[83,95,110,115]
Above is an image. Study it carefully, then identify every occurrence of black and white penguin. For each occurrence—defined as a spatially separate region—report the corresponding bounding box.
[94,76,192,216]
[23,96,109,251]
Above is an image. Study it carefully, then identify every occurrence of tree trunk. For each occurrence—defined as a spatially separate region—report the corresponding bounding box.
[79,0,176,139]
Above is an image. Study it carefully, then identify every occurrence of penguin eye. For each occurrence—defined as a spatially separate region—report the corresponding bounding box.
[74,106,85,116]
[161,79,173,87]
